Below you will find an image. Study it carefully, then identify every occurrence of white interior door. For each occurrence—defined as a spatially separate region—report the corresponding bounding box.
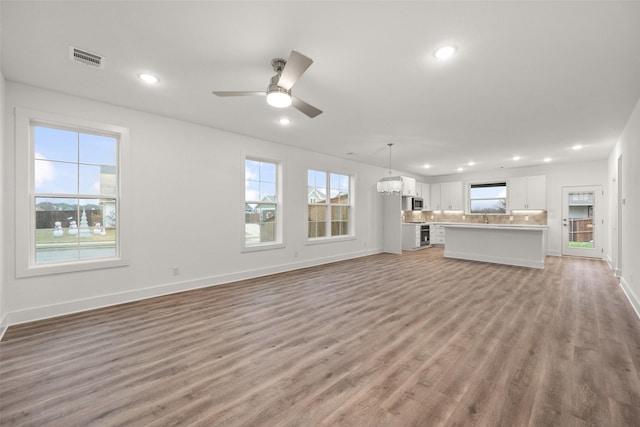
[561,186,602,258]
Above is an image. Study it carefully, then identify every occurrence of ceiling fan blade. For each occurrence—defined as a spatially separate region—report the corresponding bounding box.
[292,96,323,118]
[277,51,313,91]
[212,91,266,97]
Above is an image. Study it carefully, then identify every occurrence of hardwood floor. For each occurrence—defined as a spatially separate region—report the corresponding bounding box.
[2,248,640,426]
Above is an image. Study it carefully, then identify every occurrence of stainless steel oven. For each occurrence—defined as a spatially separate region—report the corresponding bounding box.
[420,224,430,246]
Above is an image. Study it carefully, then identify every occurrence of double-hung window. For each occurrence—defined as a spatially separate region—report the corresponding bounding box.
[15,109,129,277]
[469,182,507,214]
[244,158,281,248]
[308,170,352,239]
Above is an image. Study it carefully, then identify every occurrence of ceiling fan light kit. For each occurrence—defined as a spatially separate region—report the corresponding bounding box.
[266,75,292,108]
[212,50,322,118]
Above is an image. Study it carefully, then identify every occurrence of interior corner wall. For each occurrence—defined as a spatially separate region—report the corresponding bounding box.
[611,96,640,317]
[0,69,6,337]
[3,81,387,326]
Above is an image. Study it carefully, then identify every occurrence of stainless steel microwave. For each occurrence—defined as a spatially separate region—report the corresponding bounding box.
[402,197,423,211]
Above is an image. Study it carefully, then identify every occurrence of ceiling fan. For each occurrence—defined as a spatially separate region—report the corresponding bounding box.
[212,50,322,118]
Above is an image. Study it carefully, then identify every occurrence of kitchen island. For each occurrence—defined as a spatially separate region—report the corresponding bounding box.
[443,224,547,268]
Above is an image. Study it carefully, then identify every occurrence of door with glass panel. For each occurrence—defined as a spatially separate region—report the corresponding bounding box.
[561,186,602,258]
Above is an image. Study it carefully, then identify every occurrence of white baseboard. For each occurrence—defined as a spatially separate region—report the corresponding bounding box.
[0,314,7,342]
[3,248,382,327]
[619,277,640,321]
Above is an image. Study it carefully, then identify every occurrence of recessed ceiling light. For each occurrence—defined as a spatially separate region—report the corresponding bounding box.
[139,73,159,84]
[279,118,291,125]
[424,164,431,169]
[544,157,552,162]
[513,156,521,161]
[434,45,457,60]
[457,167,464,172]
[467,161,475,166]
[572,144,583,150]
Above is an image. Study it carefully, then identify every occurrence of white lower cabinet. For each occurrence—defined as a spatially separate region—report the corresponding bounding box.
[431,224,445,245]
[402,224,421,250]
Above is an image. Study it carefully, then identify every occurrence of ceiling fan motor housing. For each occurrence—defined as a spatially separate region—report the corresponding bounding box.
[268,74,290,93]
[271,58,287,73]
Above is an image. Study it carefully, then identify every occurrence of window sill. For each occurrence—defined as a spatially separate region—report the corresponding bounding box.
[241,242,285,253]
[16,258,129,278]
[305,235,356,246]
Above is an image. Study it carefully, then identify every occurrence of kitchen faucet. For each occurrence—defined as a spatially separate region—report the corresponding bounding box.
[483,213,489,224]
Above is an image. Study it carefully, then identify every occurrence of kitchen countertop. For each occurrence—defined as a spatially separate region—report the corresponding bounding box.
[403,222,548,229]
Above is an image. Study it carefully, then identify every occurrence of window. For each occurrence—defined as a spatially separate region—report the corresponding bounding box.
[33,125,119,264]
[244,158,280,247]
[15,109,129,277]
[308,170,351,239]
[469,182,507,213]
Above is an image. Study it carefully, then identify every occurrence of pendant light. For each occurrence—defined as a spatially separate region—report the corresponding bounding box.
[376,143,403,194]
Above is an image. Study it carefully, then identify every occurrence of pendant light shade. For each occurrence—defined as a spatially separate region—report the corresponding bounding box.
[376,176,403,194]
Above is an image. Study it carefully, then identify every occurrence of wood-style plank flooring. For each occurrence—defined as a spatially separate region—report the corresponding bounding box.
[2,248,640,426]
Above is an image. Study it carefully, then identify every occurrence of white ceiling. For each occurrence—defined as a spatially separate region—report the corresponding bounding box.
[3,1,640,178]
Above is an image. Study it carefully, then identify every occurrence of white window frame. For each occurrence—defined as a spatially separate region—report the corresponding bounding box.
[15,108,130,277]
[306,169,355,243]
[468,181,508,214]
[242,156,284,252]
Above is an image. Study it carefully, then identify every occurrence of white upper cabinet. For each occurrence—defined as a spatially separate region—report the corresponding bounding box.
[441,181,464,210]
[430,183,441,210]
[509,175,546,210]
[418,183,431,210]
[430,182,463,211]
[401,176,416,197]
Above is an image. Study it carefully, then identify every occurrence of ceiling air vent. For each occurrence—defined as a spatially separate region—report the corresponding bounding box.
[69,46,105,69]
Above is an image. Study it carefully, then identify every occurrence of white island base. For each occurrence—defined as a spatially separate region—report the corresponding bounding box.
[443,225,547,269]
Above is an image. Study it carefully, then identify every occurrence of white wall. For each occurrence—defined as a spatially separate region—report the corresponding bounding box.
[2,82,387,325]
[0,15,6,335]
[610,97,640,316]
[426,160,609,257]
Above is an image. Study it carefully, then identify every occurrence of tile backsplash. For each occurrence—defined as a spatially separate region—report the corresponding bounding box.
[402,210,547,226]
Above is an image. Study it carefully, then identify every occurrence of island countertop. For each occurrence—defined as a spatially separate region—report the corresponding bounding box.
[402,222,547,229]
[442,223,548,231]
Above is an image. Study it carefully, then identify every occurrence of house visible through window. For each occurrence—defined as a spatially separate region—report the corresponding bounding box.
[308,169,351,239]
[33,124,119,264]
[469,182,507,213]
[245,159,280,246]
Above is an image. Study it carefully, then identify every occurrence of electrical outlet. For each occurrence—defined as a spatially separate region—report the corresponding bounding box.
[172,267,180,276]
[509,216,513,221]
[525,216,529,221]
